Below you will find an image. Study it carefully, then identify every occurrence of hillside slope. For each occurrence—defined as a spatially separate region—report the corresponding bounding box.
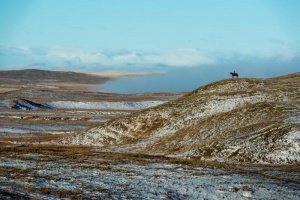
[61,73,300,164]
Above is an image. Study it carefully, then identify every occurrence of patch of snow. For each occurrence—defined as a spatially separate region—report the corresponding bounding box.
[0,157,299,199]
[0,115,22,119]
[0,100,12,109]
[242,190,254,198]
[49,100,165,110]
[0,128,30,134]
[266,130,300,163]
[0,158,37,170]
[0,125,86,134]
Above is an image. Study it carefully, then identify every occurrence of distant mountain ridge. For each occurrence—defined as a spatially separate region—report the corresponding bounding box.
[0,69,109,84]
[61,73,300,164]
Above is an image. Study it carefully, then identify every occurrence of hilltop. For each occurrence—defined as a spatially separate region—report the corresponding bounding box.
[61,73,300,164]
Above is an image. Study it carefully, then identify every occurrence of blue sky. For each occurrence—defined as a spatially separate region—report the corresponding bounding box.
[0,0,299,76]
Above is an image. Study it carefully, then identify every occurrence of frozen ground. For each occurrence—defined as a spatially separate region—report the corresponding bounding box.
[0,149,299,199]
[0,99,165,110]
[0,73,298,199]
[0,124,86,135]
[0,100,11,109]
[48,100,165,110]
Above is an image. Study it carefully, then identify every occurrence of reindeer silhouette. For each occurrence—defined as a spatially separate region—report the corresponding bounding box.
[230,70,238,78]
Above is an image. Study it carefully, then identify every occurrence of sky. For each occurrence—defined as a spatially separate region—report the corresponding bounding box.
[0,0,299,83]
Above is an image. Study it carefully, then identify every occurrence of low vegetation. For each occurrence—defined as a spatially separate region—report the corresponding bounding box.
[61,73,300,164]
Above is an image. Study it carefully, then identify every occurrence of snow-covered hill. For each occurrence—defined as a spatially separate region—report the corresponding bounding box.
[61,73,300,164]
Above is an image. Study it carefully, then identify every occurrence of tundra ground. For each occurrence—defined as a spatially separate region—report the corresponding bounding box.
[0,70,299,199]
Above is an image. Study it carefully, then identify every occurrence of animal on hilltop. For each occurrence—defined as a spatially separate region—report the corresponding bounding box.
[230,70,239,78]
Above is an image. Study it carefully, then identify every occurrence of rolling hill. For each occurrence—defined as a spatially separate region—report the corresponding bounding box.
[61,73,300,164]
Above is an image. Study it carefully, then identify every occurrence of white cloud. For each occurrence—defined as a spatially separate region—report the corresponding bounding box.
[109,49,215,67]
[0,44,298,71]
[28,47,215,67]
[144,49,215,67]
[219,40,298,62]
[257,46,296,61]
[0,45,32,56]
[112,52,141,64]
[45,47,109,64]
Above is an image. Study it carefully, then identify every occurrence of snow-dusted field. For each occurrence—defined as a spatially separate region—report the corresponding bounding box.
[48,100,165,110]
[0,124,86,135]
[0,99,165,110]
[0,152,299,199]
[0,100,11,109]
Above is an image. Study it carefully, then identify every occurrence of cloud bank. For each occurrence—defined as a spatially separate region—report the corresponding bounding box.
[0,44,298,72]
[0,46,215,69]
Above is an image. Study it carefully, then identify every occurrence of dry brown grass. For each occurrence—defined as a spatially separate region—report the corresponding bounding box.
[48,82,95,90]
[4,142,297,169]
[0,133,69,144]
[0,87,19,93]
[0,144,173,167]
